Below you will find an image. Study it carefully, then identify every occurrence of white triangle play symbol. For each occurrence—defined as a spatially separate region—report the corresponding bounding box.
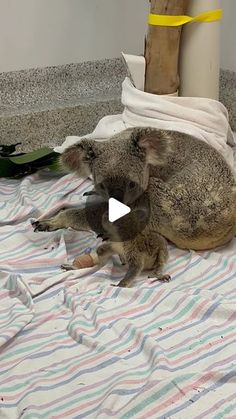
[108,198,131,222]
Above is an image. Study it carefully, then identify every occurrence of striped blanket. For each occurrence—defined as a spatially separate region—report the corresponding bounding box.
[1,172,236,419]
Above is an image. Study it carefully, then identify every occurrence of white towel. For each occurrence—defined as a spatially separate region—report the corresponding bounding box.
[55,77,236,168]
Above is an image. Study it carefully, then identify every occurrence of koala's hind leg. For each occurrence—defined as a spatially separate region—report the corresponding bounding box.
[148,240,171,283]
[116,257,144,288]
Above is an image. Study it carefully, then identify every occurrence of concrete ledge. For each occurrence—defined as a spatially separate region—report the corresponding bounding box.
[0,98,123,151]
[0,58,126,151]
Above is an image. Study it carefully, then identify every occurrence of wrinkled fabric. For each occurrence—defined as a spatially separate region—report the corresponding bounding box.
[1,172,236,418]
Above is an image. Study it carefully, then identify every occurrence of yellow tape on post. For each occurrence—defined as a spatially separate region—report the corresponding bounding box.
[148,9,222,27]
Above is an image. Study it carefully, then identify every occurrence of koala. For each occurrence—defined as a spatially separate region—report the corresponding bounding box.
[61,210,170,288]
[33,127,236,255]
[97,211,170,287]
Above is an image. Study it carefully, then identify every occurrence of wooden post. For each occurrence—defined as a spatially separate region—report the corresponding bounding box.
[145,0,189,95]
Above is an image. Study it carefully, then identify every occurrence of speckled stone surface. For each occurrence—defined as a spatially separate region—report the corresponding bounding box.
[0,59,235,152]
[0,58,126,151]
[220,69,236,132]
[0,99,123,152]
[0,58,126,115]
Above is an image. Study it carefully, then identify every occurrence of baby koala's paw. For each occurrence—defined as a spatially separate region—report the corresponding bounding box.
[148,273,171,283]
[96,232,109,241]
[61,264,77,271]
[113,279,130,288]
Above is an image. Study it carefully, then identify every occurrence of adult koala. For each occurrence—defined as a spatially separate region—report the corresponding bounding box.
[33,128,236,251]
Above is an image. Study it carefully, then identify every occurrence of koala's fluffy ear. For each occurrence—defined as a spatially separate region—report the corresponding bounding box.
[132,128,173,166]
[60,139,96,177]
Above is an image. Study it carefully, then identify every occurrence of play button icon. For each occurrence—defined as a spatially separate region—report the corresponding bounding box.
[108,198,130,222]
[85,176,150,242]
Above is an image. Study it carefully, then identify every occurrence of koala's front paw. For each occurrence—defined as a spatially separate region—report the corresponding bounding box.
[32,220,60,232]
[61,264,77,271]
[114,279,130,288]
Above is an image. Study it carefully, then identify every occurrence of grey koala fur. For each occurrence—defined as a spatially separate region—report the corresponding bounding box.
[33,127,236,285]
[97,212,170,287]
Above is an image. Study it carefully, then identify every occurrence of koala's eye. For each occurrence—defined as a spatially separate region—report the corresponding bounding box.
[128,181,136,190]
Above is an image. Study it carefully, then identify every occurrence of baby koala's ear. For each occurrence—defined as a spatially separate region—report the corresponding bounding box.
[60,139,96,177]
[131,128,173,166]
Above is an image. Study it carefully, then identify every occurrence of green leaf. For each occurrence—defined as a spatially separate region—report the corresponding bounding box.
[0,148,62,179]
[9,147,57,164]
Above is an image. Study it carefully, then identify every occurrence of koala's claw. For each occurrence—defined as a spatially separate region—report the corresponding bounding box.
[83,191,97,197]
[32,220,45,232]
[96,233,109,241]
[113,280,129,288]
[157,274,171,283]
[32,220,58,232]
[61,264,77,271]
[148,273,171,283]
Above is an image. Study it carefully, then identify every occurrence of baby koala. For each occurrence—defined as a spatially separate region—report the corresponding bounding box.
[97,211,170,288]
[60,210,170,288]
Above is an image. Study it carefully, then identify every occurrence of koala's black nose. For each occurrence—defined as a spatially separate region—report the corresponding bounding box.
[109,188,124,202]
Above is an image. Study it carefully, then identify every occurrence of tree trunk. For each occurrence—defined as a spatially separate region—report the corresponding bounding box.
[145,0,189,95]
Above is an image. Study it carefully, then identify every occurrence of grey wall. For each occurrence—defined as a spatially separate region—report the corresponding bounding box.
[220,0,236,71]
[0,0,148,72]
